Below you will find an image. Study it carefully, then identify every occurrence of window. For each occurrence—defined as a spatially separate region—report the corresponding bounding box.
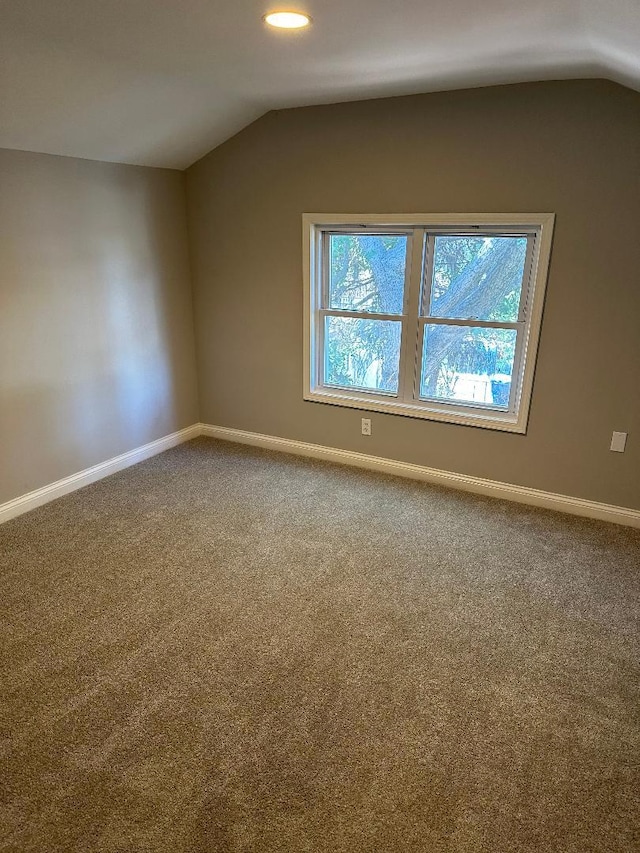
[303,214,554,432]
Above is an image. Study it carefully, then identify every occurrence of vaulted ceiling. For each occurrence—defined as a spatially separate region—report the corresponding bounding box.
[1,0,638,169]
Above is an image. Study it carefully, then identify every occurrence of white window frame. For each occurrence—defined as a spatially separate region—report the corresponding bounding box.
[303,213,555,434]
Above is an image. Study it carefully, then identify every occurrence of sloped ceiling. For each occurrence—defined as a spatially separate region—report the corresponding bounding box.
[1,0,638,169]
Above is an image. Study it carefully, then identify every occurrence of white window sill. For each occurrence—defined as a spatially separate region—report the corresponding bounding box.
[304,387,527,433]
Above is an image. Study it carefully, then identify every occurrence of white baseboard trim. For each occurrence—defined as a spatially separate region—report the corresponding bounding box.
[3,422,638,529]
[201,424,640,529]
[0,424,201,525]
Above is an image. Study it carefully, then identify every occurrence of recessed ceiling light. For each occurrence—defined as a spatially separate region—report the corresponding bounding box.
[263,11,312,29]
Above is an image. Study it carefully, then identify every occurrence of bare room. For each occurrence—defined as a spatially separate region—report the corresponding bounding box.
[1,2,639,851]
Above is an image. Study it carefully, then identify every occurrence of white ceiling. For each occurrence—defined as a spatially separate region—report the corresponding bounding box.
[1,0,639,170]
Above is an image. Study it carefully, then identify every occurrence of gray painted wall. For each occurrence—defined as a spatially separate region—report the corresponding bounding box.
[186,80,640,509]
[0,149,199,504]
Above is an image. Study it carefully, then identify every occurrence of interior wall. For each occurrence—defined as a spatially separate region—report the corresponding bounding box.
[0,149,199,505]
[186,80,640,510]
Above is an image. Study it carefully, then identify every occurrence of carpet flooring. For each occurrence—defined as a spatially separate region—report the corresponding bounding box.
[1,437,639,852]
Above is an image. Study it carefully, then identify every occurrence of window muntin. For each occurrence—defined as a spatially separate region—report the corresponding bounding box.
[318,230,411,397]
[304,215,554,433]
[418,232,533,413]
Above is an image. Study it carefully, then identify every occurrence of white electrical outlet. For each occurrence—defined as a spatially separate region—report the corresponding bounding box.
[361,418,371,436]
[610,431,627,452]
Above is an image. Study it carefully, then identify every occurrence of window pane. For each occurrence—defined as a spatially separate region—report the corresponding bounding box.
[329,234,407,315]
[420,324,517,407]
[428,236,528,322]
[324,316,402,393]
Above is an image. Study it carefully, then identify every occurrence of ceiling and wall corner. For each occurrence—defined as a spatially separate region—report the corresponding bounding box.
[0,0,639,169]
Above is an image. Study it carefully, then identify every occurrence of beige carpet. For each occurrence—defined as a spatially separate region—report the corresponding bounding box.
[1,437,639,852]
